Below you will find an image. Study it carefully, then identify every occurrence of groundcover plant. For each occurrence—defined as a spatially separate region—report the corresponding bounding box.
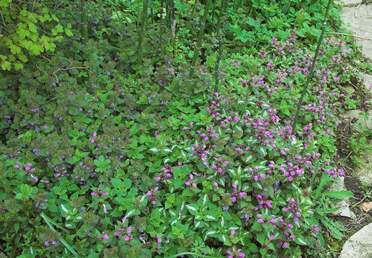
[0,0,365,257]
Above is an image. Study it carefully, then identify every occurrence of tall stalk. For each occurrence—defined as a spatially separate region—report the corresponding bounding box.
[80,0,88,39]
[190,0,210,76]
[214,0,227,92]
[168,0,176,57]
[160,0,166,58]
[137,0,150,63]
[291,0,333,129]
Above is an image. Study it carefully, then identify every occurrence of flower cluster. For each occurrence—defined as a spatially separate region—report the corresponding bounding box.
[283,198,302,224]
[230,183,247,204]
[91,191,109,198]
[255,194,273,210]
[324,167,345,177]
[226,247,245,258]
[114,226,134,241]
[184,173,198,188]
[155,164,173,181]
[279,162,304,182]
[146,187,158,205]
[15,162,39,184]
[211,157,229,176]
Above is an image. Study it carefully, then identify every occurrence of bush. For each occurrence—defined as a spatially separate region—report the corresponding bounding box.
[0,0,70,71]
[0,0,363,257]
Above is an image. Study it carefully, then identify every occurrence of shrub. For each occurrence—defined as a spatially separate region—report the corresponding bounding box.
[0,0,70,71]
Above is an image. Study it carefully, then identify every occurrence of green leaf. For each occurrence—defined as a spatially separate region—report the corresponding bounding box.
[111,178,132,191]
[16,184,37,200]
[321,217,345,240]
[315,173,332,197]
[325,190,353,199]
[1,60,11,71]
[295,237,308,245]
[65,28,73,37]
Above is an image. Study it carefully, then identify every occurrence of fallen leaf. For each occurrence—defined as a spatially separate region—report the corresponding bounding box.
[360,202,372,213]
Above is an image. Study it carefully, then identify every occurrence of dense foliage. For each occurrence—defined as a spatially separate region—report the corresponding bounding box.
[0,0,366,257]
[0,0,70,70]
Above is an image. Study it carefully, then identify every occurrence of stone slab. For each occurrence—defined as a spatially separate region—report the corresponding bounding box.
[339,223,372,258]
[332,177,356,219]
[355,152,372,186]
[364,74,372,94]
[341,5,372,60]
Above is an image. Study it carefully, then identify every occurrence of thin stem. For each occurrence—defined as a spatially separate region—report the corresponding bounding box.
[160,0,166,58]
[291,0,333,129]
[40,212,78,257]
[214,0,227,92]
[190,0,211,76]
[327,32,372,41]
[137,0,150,63]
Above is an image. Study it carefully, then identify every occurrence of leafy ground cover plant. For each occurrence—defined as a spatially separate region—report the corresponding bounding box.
[0,0,367,257]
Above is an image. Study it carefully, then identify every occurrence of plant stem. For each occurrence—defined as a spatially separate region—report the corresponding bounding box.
[190,0,210,76]
[137,0,150,64]
[291,0,333,129]
[214,0,227,92]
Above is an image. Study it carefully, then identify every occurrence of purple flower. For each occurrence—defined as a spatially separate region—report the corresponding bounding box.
[311,225,320,234]
[257,218,265,224]
[24,163,34,173]
[15,162,21,170]
[114,230,122,238]
[281,242,289,248]
[91,191,99,197]
[233,116,240,123]
[146,187,158,205]
[30,175,39,184]
[231,196,237,203]
[242,213,250,222]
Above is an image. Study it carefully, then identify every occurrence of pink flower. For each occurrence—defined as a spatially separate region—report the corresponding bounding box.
[101,191,109,197]
[91,191,99,197]
[124,235,131,241]
[101,233,109,241]
[127,226,133,234]
[239,192,247,198]
[268,234,275,241]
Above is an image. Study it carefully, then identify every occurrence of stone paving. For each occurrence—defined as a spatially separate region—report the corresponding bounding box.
[339,224,372,258]
[341,4,372,60]
[338,1,372,257]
